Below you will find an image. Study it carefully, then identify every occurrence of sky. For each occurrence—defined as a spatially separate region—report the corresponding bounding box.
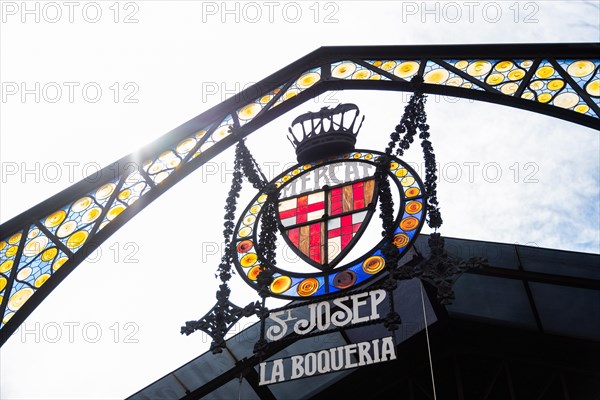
[0,1,599,399]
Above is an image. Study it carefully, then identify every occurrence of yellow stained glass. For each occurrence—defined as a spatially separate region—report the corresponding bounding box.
[507,69,525,81]
[2,313,14,325]
[535,66,555,79]
[501,82,519,95]
[8,233,22,245]
[66,230,88,249]
[96,183,116,200]
[297,72,320,88]
[486,73,504,85]
[495,61,514,72]
[6,246,17,258]
[8,288,34,311]
[16,267,31,280]
[547,79,565,91]
[0,241,6,251]
[575,104,590,113]
[530,80,544,90]
[45,210,66,228]
[71,197,92,213]
[270,276,292,294]
[0,277,6,292]
[467,61,492,77]
[118,189,131,201]
[0,260,14,273]
[394,61,419,78]
[35,274,50,288]
[381,61,396,71]
[53,256,68,271]
[107,205,126,221]
[176,138,196,154]
[424,69,449,84]
[41,247,58,262]
[395,168,408,177]
[401,176,416,186]
[567,60,595,77]
[238,103,261,120]
[455,60,468,69]
[446,77,463,87]
[538,93,552,103]
[553,92,580,109]
[586,79,600,97]
[82,207,102,224]
[332,62,356,79]
[23,236,48,257]
[352,70,371,80]
[57,221,77,238]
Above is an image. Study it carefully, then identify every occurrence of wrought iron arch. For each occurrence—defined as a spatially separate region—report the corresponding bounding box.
[1,43,598,346]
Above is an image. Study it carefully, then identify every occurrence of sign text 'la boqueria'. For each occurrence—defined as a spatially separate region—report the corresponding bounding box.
[258,336,397,385]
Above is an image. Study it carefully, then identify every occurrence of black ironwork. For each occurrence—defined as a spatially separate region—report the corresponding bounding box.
[2,43,599,347]
[288,103,364,163]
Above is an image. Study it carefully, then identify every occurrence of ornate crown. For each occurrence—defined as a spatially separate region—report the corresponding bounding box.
[287,103,365,163]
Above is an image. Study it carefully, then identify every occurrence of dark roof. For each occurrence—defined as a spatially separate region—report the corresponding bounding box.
[128,235,600,400]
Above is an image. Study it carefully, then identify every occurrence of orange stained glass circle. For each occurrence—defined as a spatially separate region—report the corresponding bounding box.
[405,187,420,197]
[247,265,262,281]
[240,253,258,268]
[400,217,419,231]
[406,201,423,214]
[270,276,292,294]
[393,234,410,248]
[237,240,254,253]
[297,278,319,297]
[362,256,385,275]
